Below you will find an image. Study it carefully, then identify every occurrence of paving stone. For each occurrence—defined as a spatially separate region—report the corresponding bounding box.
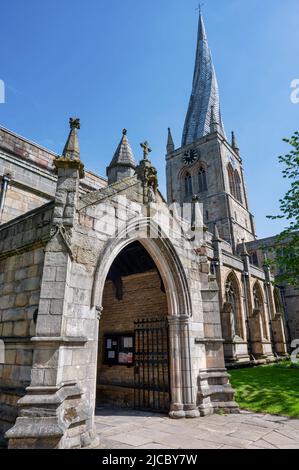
[147,432,221,449]
[273,426,299,442]
[96,439,135,449]
[238,418,282,430]
[263,431,297,447]
[137,442,176,449]
[108,432,154,447]
[246,439,278,449]
[263,414,290,423]
[278,444,299,449]
[92,409,299,450]
[287,419,299,430]
[228,428,270,442]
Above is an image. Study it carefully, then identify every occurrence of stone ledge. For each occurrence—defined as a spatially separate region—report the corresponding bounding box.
[30,336,88,345]
[195,337,224,344]
[5,417,64,439]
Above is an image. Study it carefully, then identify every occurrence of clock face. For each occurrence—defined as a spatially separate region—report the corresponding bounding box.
[183,149,198,166]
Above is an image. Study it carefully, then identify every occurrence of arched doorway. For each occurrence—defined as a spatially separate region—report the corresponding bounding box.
[96,241,170,412]
[92,218,199,419]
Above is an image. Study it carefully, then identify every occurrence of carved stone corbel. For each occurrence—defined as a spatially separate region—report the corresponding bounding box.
[96,306,104,321]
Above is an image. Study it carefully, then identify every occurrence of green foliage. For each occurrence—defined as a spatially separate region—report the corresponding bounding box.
[229,362,299,417]
[267,131,299,286]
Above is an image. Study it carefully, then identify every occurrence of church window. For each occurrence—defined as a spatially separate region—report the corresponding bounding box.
[198,167,207,192]
[228,164,235,198]
[250,252,259,267]
[227,164,243,204]
[234,170,243,204]
[184,172,192,197]
[225,274,244,339]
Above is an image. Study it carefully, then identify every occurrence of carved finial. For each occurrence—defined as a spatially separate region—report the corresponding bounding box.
[69,117,80,130]
[122,128,127,136]
[241,238,249,256]
[231,131,240,155]
[213,223,221,242]
[140,141,152,160]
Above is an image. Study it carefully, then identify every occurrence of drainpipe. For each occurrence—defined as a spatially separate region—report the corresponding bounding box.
[0,173,11,223]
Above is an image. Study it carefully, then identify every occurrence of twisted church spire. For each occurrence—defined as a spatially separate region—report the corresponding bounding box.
[182,10,225,146]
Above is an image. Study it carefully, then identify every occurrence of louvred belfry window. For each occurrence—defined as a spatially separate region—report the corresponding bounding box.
[184,172,192,197]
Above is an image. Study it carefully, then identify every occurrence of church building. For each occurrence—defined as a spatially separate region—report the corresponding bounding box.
[0,11,290,449]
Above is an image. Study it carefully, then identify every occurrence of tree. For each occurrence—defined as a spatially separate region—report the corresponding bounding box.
[267,131,299,287]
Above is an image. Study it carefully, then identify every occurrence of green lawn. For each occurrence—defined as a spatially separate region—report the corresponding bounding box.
[229,361,299,418]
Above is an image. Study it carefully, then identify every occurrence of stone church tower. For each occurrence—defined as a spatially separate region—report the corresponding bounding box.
[166,10,256,252]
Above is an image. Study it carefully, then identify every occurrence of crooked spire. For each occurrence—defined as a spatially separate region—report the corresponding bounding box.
[107,129,136,184]
[182,10,225,146]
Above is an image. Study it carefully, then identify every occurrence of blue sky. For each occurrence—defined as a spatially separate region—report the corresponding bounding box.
[1,0,298,238]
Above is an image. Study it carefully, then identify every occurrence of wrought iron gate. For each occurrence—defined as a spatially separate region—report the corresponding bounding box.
[134,318,170,412]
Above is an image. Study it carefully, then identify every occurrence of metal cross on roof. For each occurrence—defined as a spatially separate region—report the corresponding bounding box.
[196,2,204,12]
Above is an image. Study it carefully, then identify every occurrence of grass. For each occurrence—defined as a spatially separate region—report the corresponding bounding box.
[229,361,299,418]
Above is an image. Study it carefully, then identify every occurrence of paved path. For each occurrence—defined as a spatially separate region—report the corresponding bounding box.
[93,407,299,449]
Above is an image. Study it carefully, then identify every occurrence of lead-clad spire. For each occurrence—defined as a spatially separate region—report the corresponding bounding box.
[181,10,225,146]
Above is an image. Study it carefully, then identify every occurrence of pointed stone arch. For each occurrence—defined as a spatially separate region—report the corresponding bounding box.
[91,217,198,419]
[92,218,192,317]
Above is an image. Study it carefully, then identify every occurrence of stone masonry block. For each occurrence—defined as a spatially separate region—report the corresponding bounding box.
[42,267,56,282]
[13,321,29,337]
[40,281,66,299]
[15,293,29,308]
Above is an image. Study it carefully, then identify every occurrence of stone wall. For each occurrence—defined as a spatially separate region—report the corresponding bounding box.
[1,184,51,224]
[0,246,46,445]
[0,204,53,445]
[97,270,168,407]
[0,126,107,225]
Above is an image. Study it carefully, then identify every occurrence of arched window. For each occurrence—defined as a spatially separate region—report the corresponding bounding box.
[227,164,235,197]
[234,170,243,204]
[227,164,243,204]
[225,274,243,338]
[253,283,268,340]
[198,167,207,193]
[184,172,192,197]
